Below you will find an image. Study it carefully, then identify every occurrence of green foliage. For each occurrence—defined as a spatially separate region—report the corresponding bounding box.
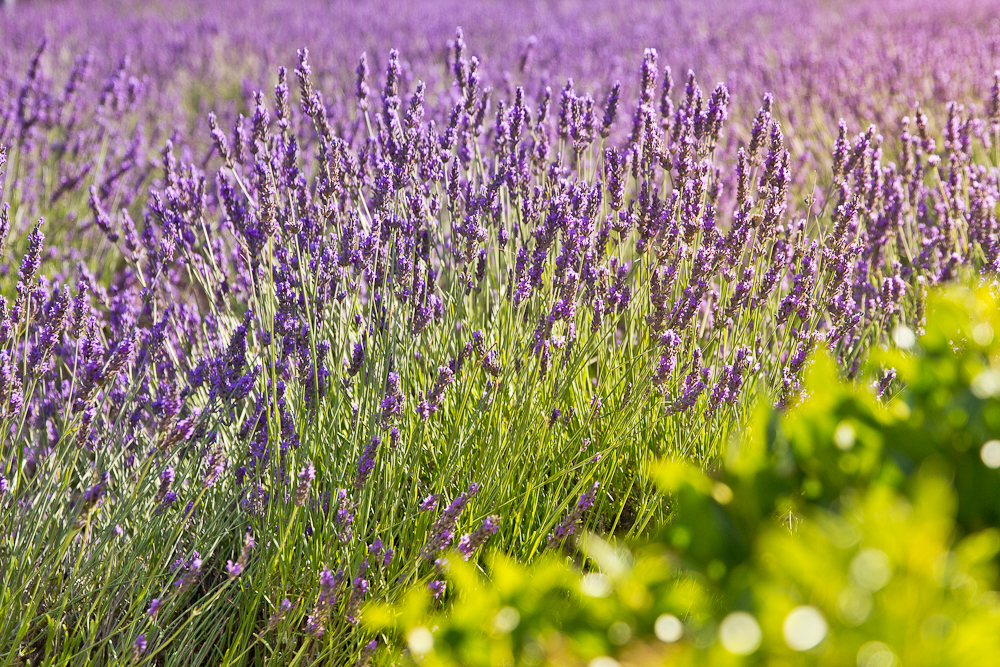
[367,279,1000,666]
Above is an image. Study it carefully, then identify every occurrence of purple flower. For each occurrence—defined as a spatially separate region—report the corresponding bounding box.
[347,340,365,376]
[481,350,502,377]
[318,569,338,605]
[226,532,255,579]
[347,561,370,624]
[147,598,162,618]
[417,365,454,420]
[306,567,343,637]
[601,81,621,138]
[156,466,175,504]
[421,483,479,560]
[304,614,325,638]
[175,555,203,592]
[354,436,379,489]
[428,580,446,599]
[877,368,897,399]
[457,515,500,559]
[267,598,293,630]
[548,482,600,547]
[295,463,315,506]
[13,222,44,322]
[380,372,404,422]
[202,448,226,488]
[419,493,439,512]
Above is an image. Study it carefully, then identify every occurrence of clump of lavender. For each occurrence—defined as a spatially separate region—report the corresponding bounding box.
[3,7,1000,661]
[876,368,897,399]
[419,494,439,512]
[347,340,365,377]
[202,447,226,488]
[346,560,370,623]
[481,350,502,377]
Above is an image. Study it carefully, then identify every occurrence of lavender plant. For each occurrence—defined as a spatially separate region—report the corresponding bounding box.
[0,1,998,664]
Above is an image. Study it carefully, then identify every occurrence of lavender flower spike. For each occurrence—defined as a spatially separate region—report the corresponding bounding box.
[548,482,600,548]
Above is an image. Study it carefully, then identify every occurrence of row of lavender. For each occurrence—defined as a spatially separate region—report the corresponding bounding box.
[3,0,1000,233]
[0,1,999,663]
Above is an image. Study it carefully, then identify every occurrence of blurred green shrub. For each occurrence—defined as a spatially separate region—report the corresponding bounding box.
[363,278,1000,666]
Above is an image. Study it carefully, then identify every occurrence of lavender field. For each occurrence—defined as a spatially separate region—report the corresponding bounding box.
[2,0,1000,664]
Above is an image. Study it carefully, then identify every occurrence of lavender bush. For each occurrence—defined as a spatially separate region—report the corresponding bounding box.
[0,0,999,663]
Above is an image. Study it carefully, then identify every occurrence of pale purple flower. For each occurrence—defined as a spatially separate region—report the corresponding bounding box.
[295,463,315,506]
[457,515,500,559]
[428,580,446,599]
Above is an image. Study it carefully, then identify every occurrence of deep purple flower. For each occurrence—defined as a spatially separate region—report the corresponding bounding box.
[347,340,365,376]
[354,436,379,489]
